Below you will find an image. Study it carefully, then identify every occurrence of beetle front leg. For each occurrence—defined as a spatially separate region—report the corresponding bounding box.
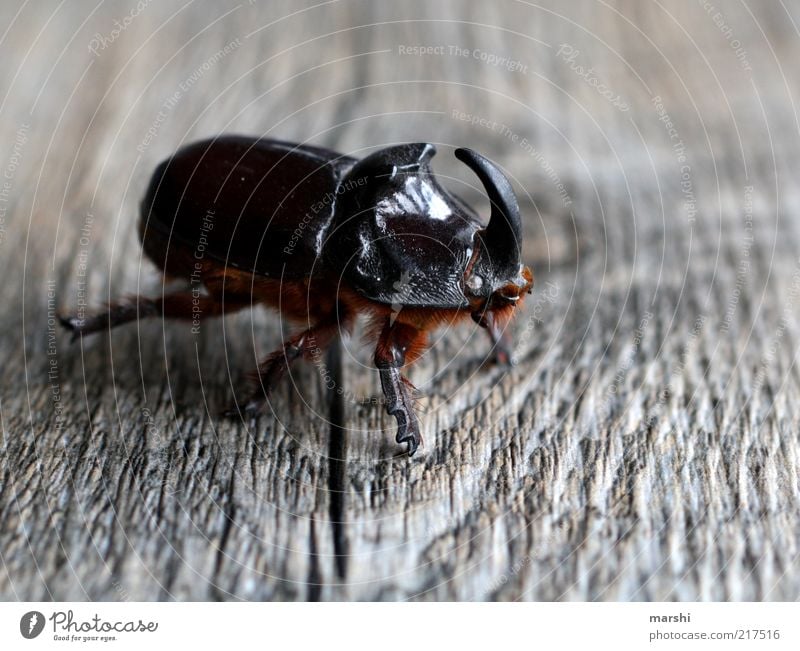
[374,320,426,456]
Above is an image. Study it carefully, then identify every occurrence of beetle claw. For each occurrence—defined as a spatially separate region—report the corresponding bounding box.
[58,314,84,343]
[222,405,240,418]
[403,432,421,456]
[388,405,421,456]
[492,343,515,368]
[377,368,422,456]
[382,385,422,457]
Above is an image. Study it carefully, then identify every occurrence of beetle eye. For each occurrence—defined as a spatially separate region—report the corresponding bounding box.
[465,274,484,293]
[492,282,524,306]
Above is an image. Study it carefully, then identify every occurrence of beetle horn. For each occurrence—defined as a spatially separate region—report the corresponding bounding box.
[454,148,522,275]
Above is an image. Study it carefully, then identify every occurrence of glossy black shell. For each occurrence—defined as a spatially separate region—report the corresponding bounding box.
[140,137,483,307]
[140,136,355,279]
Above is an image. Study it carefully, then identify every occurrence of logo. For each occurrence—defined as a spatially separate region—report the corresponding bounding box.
[20,611,45,639]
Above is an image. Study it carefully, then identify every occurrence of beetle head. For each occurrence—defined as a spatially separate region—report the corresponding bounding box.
[455,147,533,313]
[328,142,531,311]
[330,143,477,308]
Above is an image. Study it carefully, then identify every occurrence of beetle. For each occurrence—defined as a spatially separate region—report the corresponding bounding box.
[59,136,533,455]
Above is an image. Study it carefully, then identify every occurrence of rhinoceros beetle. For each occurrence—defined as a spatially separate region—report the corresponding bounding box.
[60,136,533,456]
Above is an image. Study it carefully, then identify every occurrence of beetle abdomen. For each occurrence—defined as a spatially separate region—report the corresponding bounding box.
[139,136,355,279]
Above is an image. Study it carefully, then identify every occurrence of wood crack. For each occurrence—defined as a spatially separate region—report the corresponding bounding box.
[326,339,349,582]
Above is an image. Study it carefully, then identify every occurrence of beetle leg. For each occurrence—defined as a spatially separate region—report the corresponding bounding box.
[472,310,514,366]
[374,320,425,456]
[228,323,339,416]
[58,292,247,341]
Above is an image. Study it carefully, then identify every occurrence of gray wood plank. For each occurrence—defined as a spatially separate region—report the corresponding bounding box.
[1,0,800,601]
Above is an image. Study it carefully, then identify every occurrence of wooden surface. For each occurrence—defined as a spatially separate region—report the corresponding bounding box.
[2,0,800,601]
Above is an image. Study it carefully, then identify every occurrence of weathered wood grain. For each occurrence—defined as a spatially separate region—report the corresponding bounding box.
[2,0,800,600]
